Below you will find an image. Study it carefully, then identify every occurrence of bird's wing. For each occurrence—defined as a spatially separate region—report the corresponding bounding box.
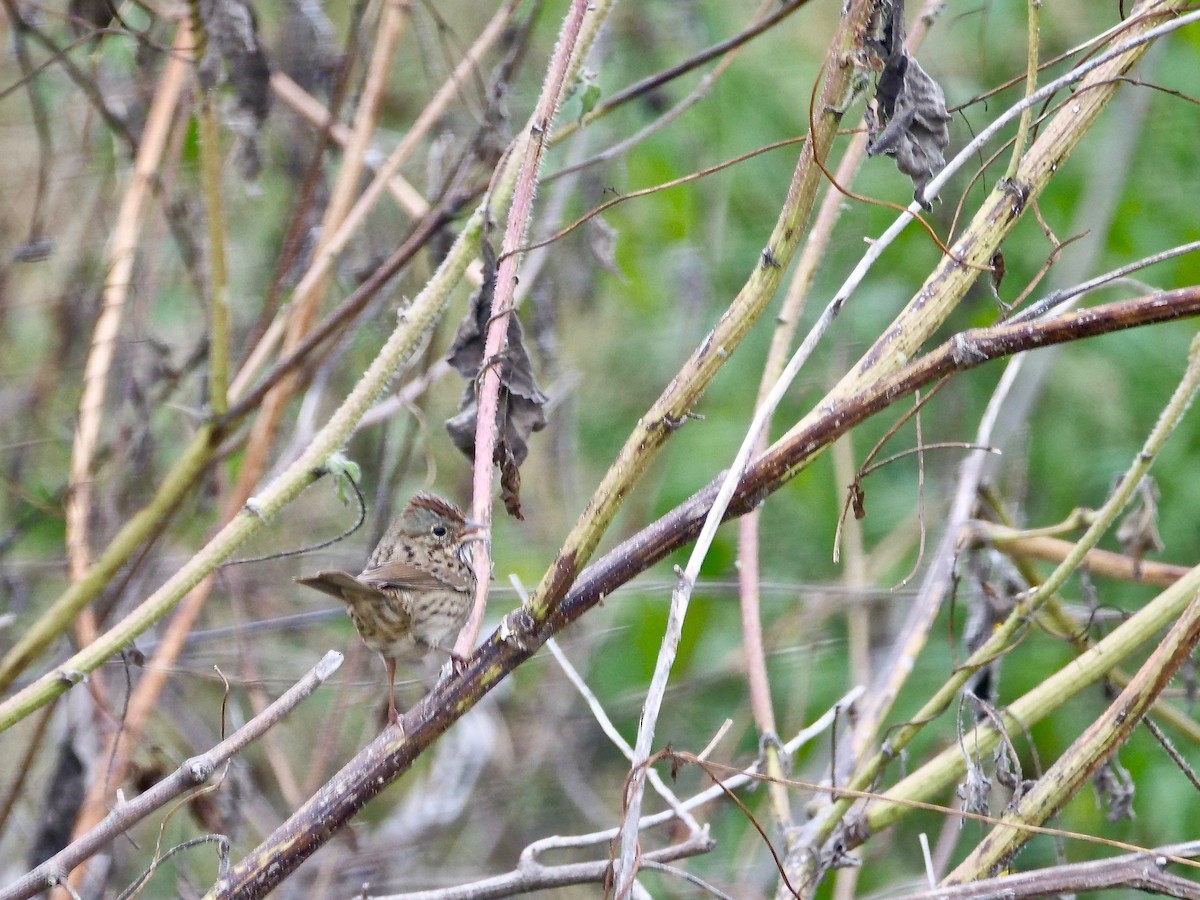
[295,570,388,603]
[359,560,457,592]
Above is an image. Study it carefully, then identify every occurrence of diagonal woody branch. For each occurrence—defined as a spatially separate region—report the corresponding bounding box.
[944,592,1200,882]
[205,287,1200,899]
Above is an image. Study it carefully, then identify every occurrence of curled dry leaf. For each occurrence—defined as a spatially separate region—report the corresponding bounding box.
[195,0,272,180]
[445,241,548,519]
[1092,758,1136,822]
[864,0,950,210]
[587,215,622,278]
[962,548,1026,708]
[1116,476,1164,578]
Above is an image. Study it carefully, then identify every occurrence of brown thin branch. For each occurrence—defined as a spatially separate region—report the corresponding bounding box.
[975,522,1192,588]
[1,652,342,900]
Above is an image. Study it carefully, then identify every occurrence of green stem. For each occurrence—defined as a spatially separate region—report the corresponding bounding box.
[0,425,219,694]
[1004,0,1040,181]
[823,334,1200,844]
[872,562,1200,838]
[198,89,230,416]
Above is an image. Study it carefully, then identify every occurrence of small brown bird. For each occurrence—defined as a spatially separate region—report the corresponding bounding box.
[296,492,486,725]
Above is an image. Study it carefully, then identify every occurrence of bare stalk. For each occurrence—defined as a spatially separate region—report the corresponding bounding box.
[459,0,592,652]
[1,652,343,900]
[63,21,191,644]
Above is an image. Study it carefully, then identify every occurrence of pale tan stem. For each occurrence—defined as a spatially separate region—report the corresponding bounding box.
[227,2,516,407]
[269,71,430,218]
[458,0,591,654]
[1004,0,1041,181]
[65,21,190,622]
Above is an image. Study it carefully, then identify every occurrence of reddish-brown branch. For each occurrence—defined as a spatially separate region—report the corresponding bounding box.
[212,289,1200,898]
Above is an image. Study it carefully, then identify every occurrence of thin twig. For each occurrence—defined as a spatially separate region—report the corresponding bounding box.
[1,652,342,900]
[367,692,859,900]
[1004,0,1041,181]
[1010,238,1200,324]
[905,840,1200,900]
[542,630,703,835]
[973,523,1191,588]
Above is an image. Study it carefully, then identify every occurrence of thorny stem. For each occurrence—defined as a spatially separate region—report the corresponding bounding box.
[460,0,592,654]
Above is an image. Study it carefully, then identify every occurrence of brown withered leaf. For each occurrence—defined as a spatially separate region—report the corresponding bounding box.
[497,440,523,519]
[195,0,272,180]
[446,241,548,519]
[865,0,950,210]
[27,731,87,868]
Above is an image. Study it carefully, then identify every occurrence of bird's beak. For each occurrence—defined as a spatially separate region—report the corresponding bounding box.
[460,519,489,543]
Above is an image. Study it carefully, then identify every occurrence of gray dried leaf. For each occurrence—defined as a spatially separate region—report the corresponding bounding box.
[962,548,1026,706]
[956,756,990,817]
[865,0,950,210]
[27,731,87,867]
[445,241,548,519]
[587,216,622,278]
[1092,758,1136,822]
[992,739,1021,794]
[1116,476,1164,577]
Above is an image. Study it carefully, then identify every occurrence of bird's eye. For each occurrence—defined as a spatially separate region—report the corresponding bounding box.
[431,524,447,537]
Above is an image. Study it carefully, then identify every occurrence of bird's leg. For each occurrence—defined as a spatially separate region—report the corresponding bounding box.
[425,640,469,677]
[386,657,400,726]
